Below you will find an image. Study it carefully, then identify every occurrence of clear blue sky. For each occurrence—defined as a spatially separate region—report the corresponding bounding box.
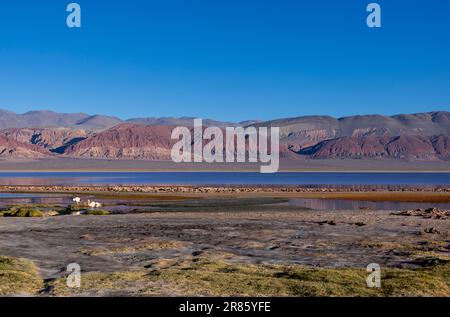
[0,0,449,121]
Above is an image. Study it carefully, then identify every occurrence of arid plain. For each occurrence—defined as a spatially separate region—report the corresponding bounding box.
[0,186,449,297]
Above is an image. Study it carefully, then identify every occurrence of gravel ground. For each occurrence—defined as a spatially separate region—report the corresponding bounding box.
[0,201,449,280]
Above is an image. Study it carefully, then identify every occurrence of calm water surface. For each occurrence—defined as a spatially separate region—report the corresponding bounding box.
[288,198,450,211]
[1,172,449,211]
[0,172,449,186]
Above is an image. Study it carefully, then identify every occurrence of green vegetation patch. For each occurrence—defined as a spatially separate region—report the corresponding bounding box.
[0,256,43,296]
[66,204,81,212]
[84,209,110,216]
[80,240,186,256]
[58,204,84,215]
[49,257,450,297]
[0,206,44,218]
[146,258,450,297]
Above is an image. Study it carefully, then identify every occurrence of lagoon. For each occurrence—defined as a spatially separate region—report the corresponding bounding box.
[0,172,449,186]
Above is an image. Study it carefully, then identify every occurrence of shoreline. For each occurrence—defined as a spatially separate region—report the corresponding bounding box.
[1,185,450,203]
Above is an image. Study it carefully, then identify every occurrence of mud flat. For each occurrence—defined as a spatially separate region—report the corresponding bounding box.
[1,185,450,204]
[0,195,449,296]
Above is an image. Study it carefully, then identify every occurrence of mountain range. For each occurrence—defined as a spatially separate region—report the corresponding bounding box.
[0,109,450,162]
[0,110,256,130]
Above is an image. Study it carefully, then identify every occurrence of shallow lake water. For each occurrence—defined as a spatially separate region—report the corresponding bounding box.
[0,192,447,212]
[0,172,449,211]
[287,198,450,211]
[0,172,449,186]
[0,193,72,205]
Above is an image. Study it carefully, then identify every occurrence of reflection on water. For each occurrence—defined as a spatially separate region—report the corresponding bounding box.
[1,192,448,212]
[0,177,90,186]
[0,172,449,186]
[288,198,450,211]
[0,193,72,206]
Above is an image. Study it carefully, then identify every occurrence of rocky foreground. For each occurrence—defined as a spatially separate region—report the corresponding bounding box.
[0,201,449,296]
[398,208,450,220]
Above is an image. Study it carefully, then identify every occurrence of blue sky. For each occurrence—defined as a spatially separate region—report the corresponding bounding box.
[0,0,449,121]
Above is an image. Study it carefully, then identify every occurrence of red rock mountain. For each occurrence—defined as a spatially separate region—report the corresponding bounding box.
[298,135,448,160]
[0,135,50,158]
[253,111,450,150]
[64,124,176,160]
[0,128,90,153]
[0,110,450,161]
